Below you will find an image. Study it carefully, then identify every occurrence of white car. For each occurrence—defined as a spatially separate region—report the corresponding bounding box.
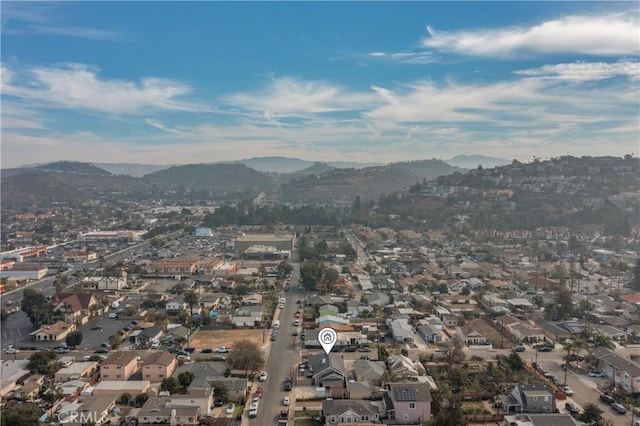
[108,312,118,319]
[5,348,19,354]
[225,403,235,415]
[250,400,259,410]
[259,371,268,382]
[282,397,290,406]
[249,407,258,418]
[562,385,574,396]
[589,371,605,377]
[216,347,230,353]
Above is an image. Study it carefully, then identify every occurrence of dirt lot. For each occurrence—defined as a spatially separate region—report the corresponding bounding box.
[467,318,515,349]
[189,329,266,350]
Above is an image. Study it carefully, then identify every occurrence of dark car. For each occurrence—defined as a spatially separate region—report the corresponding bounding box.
[565,402,580,415]
[611,403,627,414]
[95,348,109,354]
[292,331,298,336]
[600,394,616,405]
[513,345,525,352]
[345,346,358,352]
[90,325,104,330]
[284,381,292,391]
[538,346,552,352]
[201,348,214,353]
[359,347,371,352]
[184,347,196,353]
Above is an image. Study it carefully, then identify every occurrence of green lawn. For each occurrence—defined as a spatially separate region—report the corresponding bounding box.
[294,409,321,418]
[294,419,323,426]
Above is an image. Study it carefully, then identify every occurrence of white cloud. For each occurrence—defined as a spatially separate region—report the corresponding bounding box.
[2,64,208,114]
[223,77,377,116]
[515,61,640,82]
[1,2,124,40]
[423,12,640,57]
[368,50,438,64]
[145,118,182,134]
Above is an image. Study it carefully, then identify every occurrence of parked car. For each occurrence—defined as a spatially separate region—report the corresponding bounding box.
[611,403,627,414]
[589,371,605,377]
[259,371,268,382]
[216,347,230,353]
[345,346,358,352]
[513,345,525,352]
[90,325,104,330]
[562,385,574,396]
[225,403,235,415]
[565,402,580,415]
[249,407,258,418]
[4,348,19,354]
[282,397,290,406]
[359,347,371,352]
[108,313,118,319]
[538,346,552,352]
[95,348,109,354]
[600,394,616,405]
[201,348,214,353]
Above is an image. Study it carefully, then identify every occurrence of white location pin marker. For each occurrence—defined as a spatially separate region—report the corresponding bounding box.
[319,327,338,355]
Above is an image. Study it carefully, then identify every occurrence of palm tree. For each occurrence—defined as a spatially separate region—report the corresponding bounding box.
[183,290,199,317]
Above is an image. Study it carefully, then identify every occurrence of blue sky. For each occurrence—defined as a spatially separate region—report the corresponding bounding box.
[1,1,638,168]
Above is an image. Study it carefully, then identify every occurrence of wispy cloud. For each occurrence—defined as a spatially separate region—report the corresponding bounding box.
[367,50,438,64]
[223,76,377,117]
[1,2,124,40]
[423,12,640,57]
[2,63,208,114]
[145,118,182,134]
[515,60,640,82]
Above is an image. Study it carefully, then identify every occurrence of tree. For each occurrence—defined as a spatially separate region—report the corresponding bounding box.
[227,339,264,376]
[0,404,43,426]
[183,290,199,317]
[120,393,132,405]
[21,288,52,327]
[134,393,149,406]
[505,351,525,371]
[178,371,195,388]
[27,350,59,375]
[211,381,229,402]
[65,331,83,349]
[430,405,467,426]
[160,377,179,394]
[632,259,640,291]
[276,261,293,279]
[442,335,466,365]
[578,402,603,424]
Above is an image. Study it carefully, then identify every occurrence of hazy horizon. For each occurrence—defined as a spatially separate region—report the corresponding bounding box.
[1,2,638,168]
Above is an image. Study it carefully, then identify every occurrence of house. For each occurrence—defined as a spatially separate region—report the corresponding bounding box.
[456,325,491,348]
[147,258,199,277]
[29,321,76,341]
[143,351,177,382]
[308,353,347,398]
[0,360,30,398]
[100,352,138,381]
[416,324,442,344]
[386,382,432,424]
[92,381,151,397]
[62,249,97,263]
[499,384,556,414]
[136,396,200,425]
[241,293,263,305]
[50,293,99,324]
[354,359,386,384]
[390,318,414,343]
[322,399,382,425]
[534,318,571,343]
[55,361,99,382]
[165,299,188,313]
[14,375,44,400]
[170,388,214,417]
[591,347,640,393]
[231,305,263,327]
[59,395,116,426]
[319,304,340,317]
[596,325,627,342]
[208,377,248,402]
[135,326,163,347]
[441,314,460,328]
[503,413,580,426]
[387,355,422,378]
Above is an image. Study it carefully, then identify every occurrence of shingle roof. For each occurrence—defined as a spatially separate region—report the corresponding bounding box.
[388,382,432,402]
[143,351,175,366]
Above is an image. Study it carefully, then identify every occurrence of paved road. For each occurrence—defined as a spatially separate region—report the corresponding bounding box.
[524,347,633,426]
[249,259,302,425]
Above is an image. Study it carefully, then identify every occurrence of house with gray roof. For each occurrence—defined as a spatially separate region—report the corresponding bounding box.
[503,413,580,426]
[322,399,382,425]
[354,359,386,384]
[499,384,556,414]
[307,353,346,398]
[591,347,640,393]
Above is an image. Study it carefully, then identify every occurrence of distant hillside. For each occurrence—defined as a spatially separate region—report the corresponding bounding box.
[445,155,510,169]
[281,159,463,204]
[238,156,382,173]
[377,155,640,233]
[280,162,336,182]
[37,161,113,176]
[1,170,85,210]
[97,163,173,177]
[142,163,277,195]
